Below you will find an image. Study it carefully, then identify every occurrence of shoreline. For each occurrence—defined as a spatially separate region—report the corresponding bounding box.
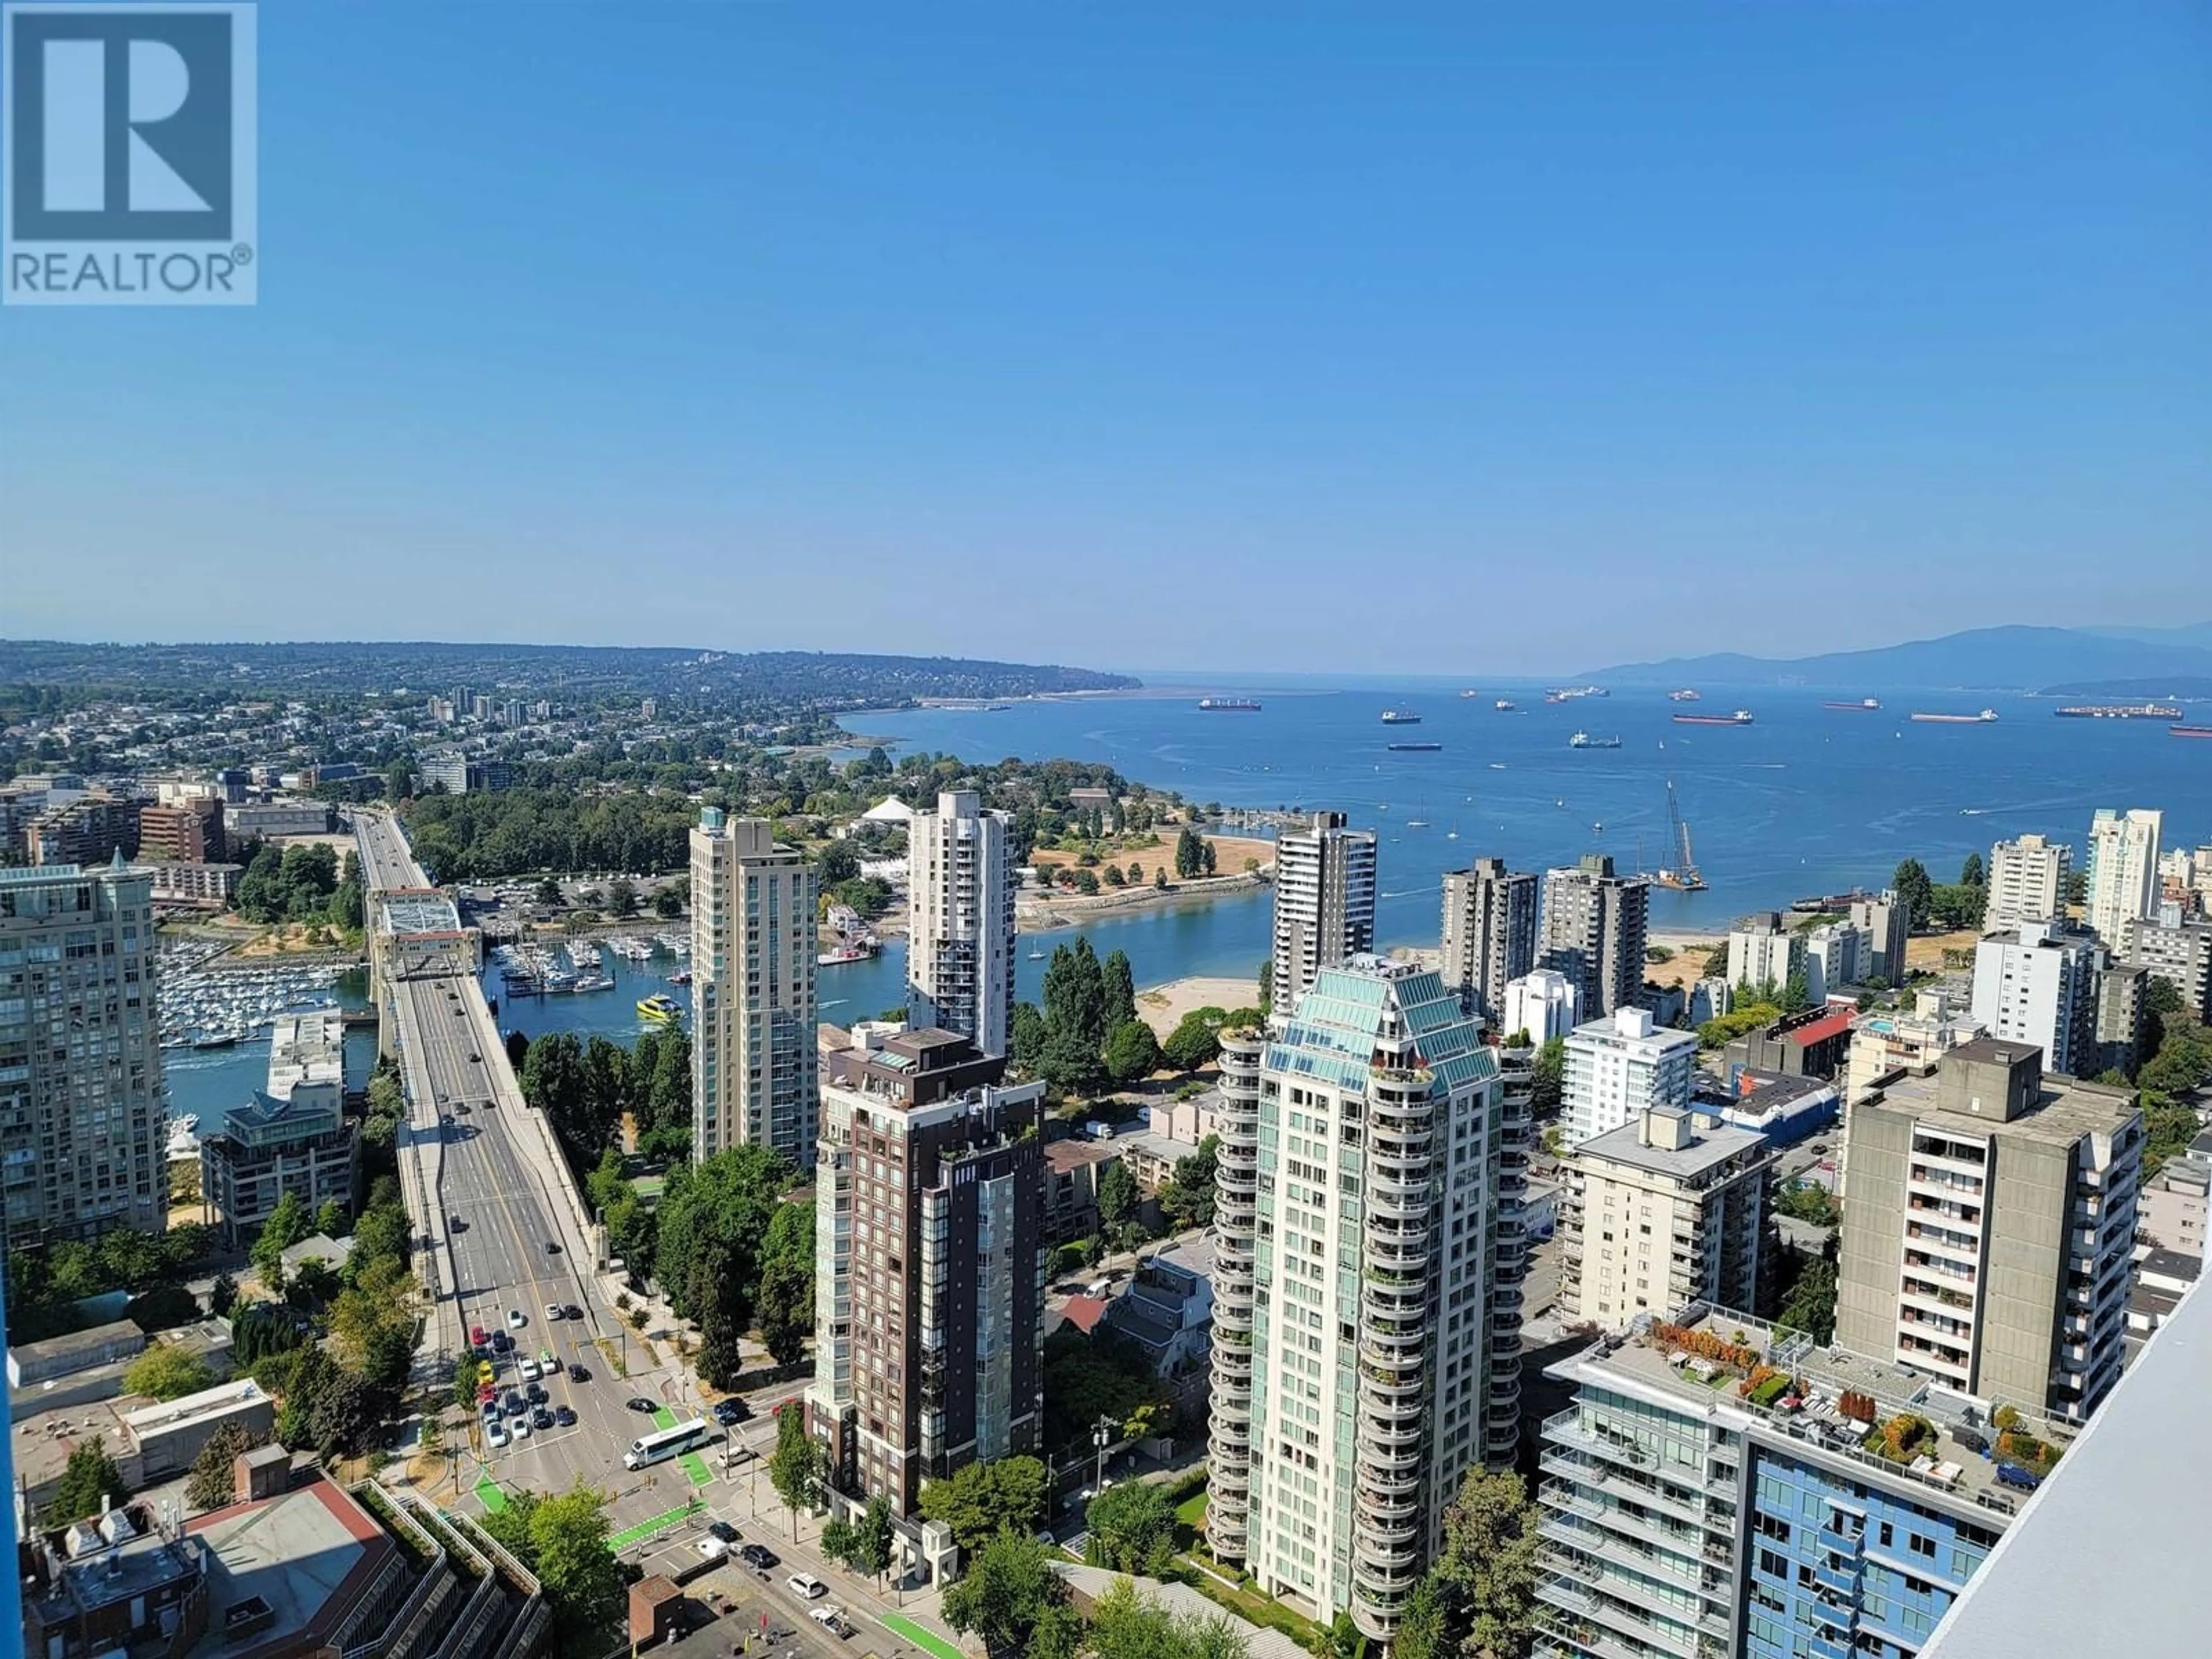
[1019,870,1270,931]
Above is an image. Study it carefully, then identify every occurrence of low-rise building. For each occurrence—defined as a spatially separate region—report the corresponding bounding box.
[136,796,228,863]
[1113,1127,1200,1198]
[1103,1236,1214,1381]
[1147,1092,1220,1145]
[125,1378,275,1481]
[136,861,243,908]
[223,801,335,840]
[1724,1002,1856,1082]
[2137,1162,2208,1256]
[1559,1105,1775,1327]
[1041,1137,1115,1245]
[1716,1071,1842,1147]
[198,1088,357,1247]
[1846,991,1986,1104]
[7,1320,146,1390]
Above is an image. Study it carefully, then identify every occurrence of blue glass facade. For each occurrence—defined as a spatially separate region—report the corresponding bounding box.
[1741,1442,2000,1659]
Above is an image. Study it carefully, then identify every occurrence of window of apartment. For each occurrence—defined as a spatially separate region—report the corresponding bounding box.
[1907,1532,1936,1560]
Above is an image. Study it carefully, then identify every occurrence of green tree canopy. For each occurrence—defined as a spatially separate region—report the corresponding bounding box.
[1104,1019,1162,1084]
[653,1144,798,1336]
[479,1484,627,1657]
[916,1454,1053,1556]
[1101,949,1138,1030]
[1396,1468,1541,1659]
[47,1437,127,1524]
[767,1404,826,1537]
[124,1344,213,1402]
[1097,1160,1139,1232]
[1086,1578,1248,1659]
[1777,1255,1840,1346]
[1891,858,1934,930]
[941,1528,1081,1658]
[1084,1478,1178,1575]
[184,1422,266,1511]
[1162,1006,1228,1071]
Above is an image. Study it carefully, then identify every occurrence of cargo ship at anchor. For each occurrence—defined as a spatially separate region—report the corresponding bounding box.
[1386,741,1444,752]
[1673,709,1755,726]
[2172,725,2212,740]
[1824,697,1882,711]
[1379,710,1422,725]
[1910,709,1999,724]
[2054,702,2181,719]
[1197,696,1263,711]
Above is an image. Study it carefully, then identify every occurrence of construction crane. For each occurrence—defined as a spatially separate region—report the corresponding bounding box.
[1654,781,1707,891]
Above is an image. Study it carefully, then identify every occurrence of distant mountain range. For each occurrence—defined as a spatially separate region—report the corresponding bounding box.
[1582,624,2212,694]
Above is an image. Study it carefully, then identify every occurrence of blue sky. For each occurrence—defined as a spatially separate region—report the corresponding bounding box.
[3,2,2207,674]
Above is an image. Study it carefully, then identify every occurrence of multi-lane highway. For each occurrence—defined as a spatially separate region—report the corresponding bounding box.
[356,806,972,1657]
[357,808,705,1523]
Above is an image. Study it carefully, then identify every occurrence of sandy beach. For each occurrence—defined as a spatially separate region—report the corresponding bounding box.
[1136,975,1263,1037]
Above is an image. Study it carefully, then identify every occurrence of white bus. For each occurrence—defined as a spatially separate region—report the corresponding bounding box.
[624,1417,713,1470]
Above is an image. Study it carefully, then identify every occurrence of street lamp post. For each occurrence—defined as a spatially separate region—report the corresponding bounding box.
[1092,1415,1114,1503]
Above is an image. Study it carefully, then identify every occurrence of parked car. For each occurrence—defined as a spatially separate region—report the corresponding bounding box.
[486,1418,509,1448]
[740,1544,778,1571]
[696,1537,730,1562]
[554,1405,577,1426]
[707,1521,739,1543]
[526,1382,548,1404]
[480,1398,499,1421]
[520,1358,540,1381]
[532,1408,554,1430]
[510,1413,532,1439]
[469,1324,488,1347]
[786,1574,826,1600]
[503,1391,525,1415]
[490,1330,512,1352]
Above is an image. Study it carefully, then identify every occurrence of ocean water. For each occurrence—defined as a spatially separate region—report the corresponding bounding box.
[164,683,2208,1124]
[842,683,2211,949]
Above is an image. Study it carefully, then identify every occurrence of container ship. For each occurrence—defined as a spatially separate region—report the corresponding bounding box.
[1668,688,1701,702]
[1910,709,1999,724]
[1379,710,1422,725]
[1673,709,1755,726]
[2054,702,2181,719]
[2172,725,2212,740]
[1197,696,1262,711]
[1386,741,1444,752]
[1569,731,1622,749]
[1823,697,1882,711]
